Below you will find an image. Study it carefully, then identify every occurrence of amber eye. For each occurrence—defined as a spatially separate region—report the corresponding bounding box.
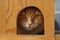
[34,14,40,18]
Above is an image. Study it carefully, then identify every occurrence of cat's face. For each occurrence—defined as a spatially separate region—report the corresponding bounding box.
[19,8,43,31]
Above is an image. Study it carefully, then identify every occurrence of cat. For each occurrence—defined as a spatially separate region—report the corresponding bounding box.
[17,6,44,35]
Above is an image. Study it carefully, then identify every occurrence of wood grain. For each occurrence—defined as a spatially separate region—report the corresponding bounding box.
[0,0,6,34]
[6,0,55,35]
[0,0,56,40]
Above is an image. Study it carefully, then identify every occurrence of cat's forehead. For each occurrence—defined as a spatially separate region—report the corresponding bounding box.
[26,8,41,15]
[20,7,41,16]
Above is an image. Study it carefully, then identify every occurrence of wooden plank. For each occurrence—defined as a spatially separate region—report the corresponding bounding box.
[0,35,60,40]
[0,35,44,40]
[0,0,6,34]
[0,35,56,40]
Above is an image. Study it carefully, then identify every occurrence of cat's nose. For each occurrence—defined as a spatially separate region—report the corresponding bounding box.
[29,24,32,27]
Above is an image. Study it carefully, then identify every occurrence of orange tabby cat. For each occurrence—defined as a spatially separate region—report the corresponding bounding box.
[17,7,44,35]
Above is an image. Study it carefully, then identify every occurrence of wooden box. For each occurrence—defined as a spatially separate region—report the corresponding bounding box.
[0,0,55,40]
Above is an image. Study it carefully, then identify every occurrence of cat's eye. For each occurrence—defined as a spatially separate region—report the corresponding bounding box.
[34,14,40,18]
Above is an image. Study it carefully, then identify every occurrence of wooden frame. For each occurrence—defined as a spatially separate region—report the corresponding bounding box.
[0,0,55,40]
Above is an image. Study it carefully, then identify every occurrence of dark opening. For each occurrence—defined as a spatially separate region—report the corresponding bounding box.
[17,6,44,35]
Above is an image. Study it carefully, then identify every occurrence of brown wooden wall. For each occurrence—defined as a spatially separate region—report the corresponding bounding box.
[5,0,55,35]
[0,0,59,40]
